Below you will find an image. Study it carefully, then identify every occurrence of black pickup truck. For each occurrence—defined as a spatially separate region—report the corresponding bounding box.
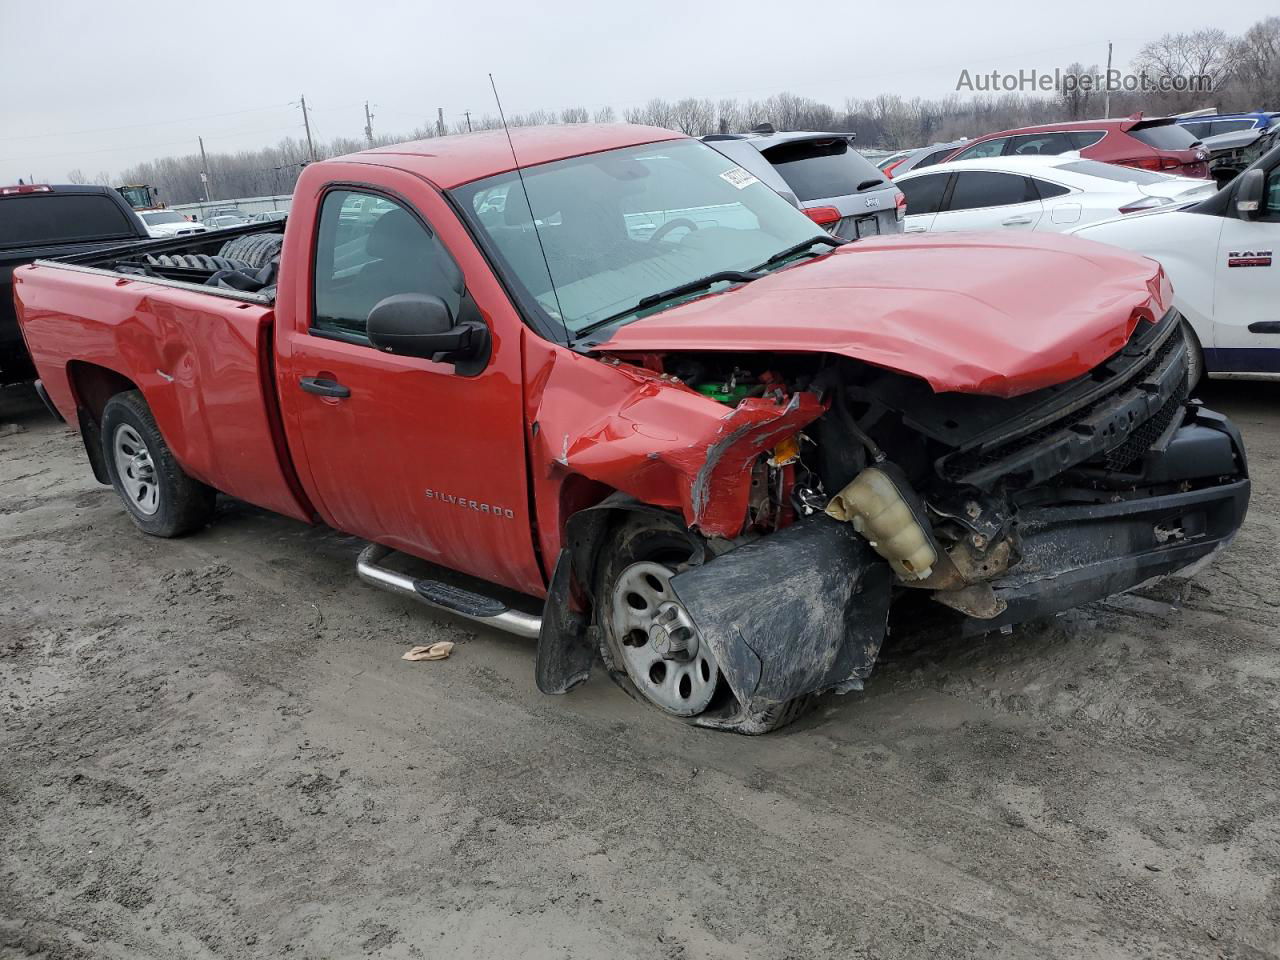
[1,184,149,384]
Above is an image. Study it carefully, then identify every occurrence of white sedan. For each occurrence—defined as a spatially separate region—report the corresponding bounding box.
[894,156,1215,235]
[137,210,209,239]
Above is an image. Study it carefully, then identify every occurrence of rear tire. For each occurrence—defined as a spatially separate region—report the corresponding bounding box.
[100,391,216,538]
[217,233,283,270]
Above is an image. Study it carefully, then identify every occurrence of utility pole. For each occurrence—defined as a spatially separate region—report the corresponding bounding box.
[364,101,375,147]
[300,95,316,161]
[436,107,445,137]
[1103,41,1113,119]
[463,110,472,133]
[198,136,211,202]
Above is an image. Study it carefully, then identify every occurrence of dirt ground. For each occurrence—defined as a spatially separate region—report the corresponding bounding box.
[0,381,1277,960]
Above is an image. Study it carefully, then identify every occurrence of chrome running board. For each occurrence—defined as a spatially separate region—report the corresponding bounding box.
[356,544,542,639]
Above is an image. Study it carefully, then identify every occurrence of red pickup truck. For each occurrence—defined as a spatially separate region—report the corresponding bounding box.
[14,124,1249,733]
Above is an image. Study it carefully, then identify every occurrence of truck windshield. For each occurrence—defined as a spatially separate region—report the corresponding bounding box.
[453,139,825,335]
[141,211,186,225]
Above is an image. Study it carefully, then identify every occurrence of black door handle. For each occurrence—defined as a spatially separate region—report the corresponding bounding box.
[299,377,351,398]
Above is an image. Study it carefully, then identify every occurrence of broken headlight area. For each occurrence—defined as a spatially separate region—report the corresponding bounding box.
[646,309,1249,720]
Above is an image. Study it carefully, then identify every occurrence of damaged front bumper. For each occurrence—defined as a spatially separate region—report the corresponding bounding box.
[966,405,1248,633]
[667,401,1249,723]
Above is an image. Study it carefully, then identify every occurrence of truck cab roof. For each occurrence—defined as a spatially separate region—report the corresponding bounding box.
[346,123,684,188]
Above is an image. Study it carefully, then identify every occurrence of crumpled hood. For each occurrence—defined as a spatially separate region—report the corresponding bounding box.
[596,231,1171,398]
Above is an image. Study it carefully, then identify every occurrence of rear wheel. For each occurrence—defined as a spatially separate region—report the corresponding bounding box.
[101,391,216,538]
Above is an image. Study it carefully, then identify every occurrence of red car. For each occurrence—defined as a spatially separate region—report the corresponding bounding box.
[944,114,1210,178]
[12,125,1248,733]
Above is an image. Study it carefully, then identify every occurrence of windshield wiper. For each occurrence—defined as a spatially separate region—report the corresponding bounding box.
[575,269,763,338]
[753,234,845,271]
[634,269,762,310]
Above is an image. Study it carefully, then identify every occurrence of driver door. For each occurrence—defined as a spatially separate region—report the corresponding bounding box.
[1211,163,1280,368]
[278,168,543,595]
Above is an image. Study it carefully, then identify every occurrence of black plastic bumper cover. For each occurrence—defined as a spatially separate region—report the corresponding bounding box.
[972,405,1249,633]
[670,517,893,716]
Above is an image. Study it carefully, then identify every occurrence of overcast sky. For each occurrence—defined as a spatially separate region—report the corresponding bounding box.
[1,0,1273,185]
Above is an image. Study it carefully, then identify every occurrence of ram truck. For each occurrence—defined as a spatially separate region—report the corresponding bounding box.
[1071,141,1280,383]
[14,125,1251,733]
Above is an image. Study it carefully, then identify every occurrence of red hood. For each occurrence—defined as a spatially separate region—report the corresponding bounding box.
[597,232,1171,398]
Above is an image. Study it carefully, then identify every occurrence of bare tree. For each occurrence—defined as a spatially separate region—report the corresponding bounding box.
[65,168,89,184]
[670,97,715,135]
[1134,29,1233,111]
[624,98,677,128]
[714,98,743,134]
[1231,16,1280,108]
[1058,62,1100,119]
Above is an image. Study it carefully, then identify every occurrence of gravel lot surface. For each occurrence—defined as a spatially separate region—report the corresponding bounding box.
[1,381,1277,959]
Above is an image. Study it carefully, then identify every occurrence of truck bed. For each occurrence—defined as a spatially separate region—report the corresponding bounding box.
[13,256,312,524]
[51,222,284,296]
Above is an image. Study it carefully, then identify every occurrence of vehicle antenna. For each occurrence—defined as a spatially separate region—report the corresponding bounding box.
[488,73,569,343]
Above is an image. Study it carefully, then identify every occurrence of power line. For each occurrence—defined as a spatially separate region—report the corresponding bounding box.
[0,123,304,164]
[5,104,295,142]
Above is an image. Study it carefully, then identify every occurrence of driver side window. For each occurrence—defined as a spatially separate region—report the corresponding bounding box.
[1265,168,1280,218]
[312,189,462,341]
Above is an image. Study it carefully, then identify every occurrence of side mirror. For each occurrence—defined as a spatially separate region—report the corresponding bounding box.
[366,293,490,373]
[1235,168,1265,220]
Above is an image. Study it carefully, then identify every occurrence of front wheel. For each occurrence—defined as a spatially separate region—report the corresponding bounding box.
[101,391,216,537]
[593,513,817,733]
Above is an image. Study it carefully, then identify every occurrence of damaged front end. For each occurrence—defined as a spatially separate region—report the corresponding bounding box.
[536,308,1249,732]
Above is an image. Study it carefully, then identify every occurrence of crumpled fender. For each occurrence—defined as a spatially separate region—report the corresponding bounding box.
[525,343,825,544]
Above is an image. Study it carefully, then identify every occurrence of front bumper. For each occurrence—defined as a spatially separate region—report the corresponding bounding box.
[969,402,1248,632]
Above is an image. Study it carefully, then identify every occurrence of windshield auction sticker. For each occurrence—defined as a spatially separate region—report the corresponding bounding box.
[719,167,760,190]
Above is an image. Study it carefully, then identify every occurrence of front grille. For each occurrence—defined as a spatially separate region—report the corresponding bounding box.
[938,311,1187,489]
[1104,380,1188,470]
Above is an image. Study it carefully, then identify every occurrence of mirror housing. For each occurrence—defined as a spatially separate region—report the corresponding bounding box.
[367,293,490,374]
[1235,168,1265,219]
